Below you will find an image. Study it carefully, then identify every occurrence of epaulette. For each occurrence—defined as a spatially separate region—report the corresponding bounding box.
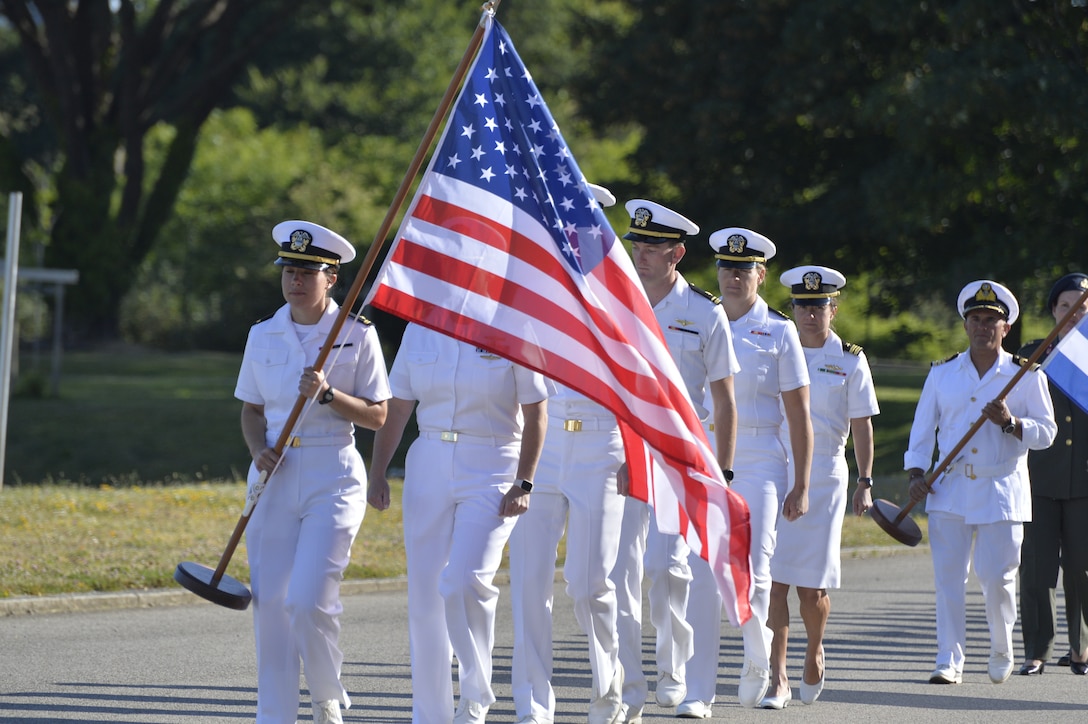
[842,340,863,356]
[770,307,790,320]
[252,312,275,325]
[1013,353,1041,371]
[349,313,374,326]
[688,283,721,304]
[931,352,959,367]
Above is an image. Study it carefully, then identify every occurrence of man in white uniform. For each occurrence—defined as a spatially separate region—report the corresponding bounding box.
[508,184,627,724]
[609,199,739,723]
[906,279,1056,686]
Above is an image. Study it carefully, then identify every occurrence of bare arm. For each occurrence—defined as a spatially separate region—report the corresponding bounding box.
[500,399,547,517]
[709,375,737,473]
[367,396,416,511]
[299,366,388,431]
[849,416,875,516]
[780,385,813,521]
[241,402,280,476]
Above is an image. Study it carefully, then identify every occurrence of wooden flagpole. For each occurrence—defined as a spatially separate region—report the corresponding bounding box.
[179,1,504,601]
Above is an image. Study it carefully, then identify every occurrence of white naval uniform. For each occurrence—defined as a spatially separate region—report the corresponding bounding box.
[905,349,1055,672]
[509,385,626,720]
[391,324,549,724]
[686,295,808,704]
[610,274,738,711]
[235,300,391,724]
[771,333,879,589]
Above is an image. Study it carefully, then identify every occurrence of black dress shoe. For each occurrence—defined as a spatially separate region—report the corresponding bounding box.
[1058,653,1072,667]
[1019,662,1045,676]
[1072,660,1088,676]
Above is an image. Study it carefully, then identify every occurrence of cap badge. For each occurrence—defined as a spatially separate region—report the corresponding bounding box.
[289,229,313,253]
[974,283,997,303]
[1079,277,1088,290]
[633,207,652,228]
[726,233,747,254]
[803,271,823,291]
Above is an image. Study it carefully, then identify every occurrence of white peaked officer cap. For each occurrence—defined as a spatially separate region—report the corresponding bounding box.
[272,220,356,270]
[957,279,1019,325]
[588,183,617,208]
[780,265,847,305]
[709,227,777,268]
[622,199,699,243]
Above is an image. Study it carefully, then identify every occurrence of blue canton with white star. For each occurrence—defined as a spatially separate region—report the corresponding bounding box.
[432,20,613,275]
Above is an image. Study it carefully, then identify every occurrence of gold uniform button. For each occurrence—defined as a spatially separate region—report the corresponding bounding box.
[1067,439,1074,446]
[1067,416,1073,422]
[971,447,978,454]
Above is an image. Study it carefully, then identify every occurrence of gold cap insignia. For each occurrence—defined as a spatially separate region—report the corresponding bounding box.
[727,233,747,254]
[803,271,823,291]
[289,230,313,253]
[974,283,997,303]
[633,207,652,228]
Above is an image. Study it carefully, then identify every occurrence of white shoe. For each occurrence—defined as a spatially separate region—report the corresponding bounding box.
[759,688,792,710]
[655,671,686,708]
[516,717,552,724]
[989,653,1014,684]
[675,700,712,719]
[453,699,488,724]
[313,700,343,724]
[928,665,962,684]
[589,663,625,724]
[800,675,824,704]
[622,705,642,724]
[737,660,770,708]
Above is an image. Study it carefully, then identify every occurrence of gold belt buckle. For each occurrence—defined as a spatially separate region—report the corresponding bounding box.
[964,463,976,480]
[440,431,459,442]
[290,436,301,447]
[563,419,583,432]
[708,423,715,432]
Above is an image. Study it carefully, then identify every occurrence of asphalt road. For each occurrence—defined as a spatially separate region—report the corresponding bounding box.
[1,547,1085,722]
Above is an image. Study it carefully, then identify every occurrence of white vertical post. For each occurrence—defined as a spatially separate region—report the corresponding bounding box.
[1,192,23,491]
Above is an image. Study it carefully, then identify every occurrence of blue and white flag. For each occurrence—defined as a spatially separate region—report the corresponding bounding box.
[1041,314,1088,415]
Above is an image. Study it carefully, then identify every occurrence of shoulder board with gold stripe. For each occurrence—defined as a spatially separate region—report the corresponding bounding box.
[1016,339,1044,360]
[770,307,790,320]
[252,312,275,325]
[688,283,721,304]
[1013,354,1041,371]
[349,313,373,326]
[931,353,959,367]
[841,341,863,356]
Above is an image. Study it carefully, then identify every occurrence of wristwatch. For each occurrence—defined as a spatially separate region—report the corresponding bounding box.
[1002,417,1017,434]
[858,477,874,489]
[721,469,734,483]
[319,387,335,405]
[517,479,533,492]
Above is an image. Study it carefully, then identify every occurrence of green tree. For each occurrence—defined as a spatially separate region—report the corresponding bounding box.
[0,0,317,338]
[577,0,1088,322]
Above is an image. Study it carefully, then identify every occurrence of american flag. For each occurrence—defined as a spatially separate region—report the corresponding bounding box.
[365,17,752,625]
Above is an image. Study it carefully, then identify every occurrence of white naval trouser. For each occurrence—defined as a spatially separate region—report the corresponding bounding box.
[509,421,625,720]
[927,512,1023,671]
[685,431,783,704]
[611,495,693,710]
[403,436,520,724]
[246,441,366,724]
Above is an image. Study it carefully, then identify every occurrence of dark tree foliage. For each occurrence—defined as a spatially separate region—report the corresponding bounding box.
[0,0,319,338]
[576,0,1088,314]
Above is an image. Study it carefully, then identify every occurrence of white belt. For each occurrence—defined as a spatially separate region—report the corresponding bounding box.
[286,435,354,448]
[736,425,781,437]
[942,459,1018,480]
[418,430,517,445]
[551,417,617,432]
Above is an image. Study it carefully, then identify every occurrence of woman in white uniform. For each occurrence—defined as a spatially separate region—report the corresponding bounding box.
[235,220,391,724]
[681,228,811,718]
[762,266,879,708]
[368,322,548,724]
